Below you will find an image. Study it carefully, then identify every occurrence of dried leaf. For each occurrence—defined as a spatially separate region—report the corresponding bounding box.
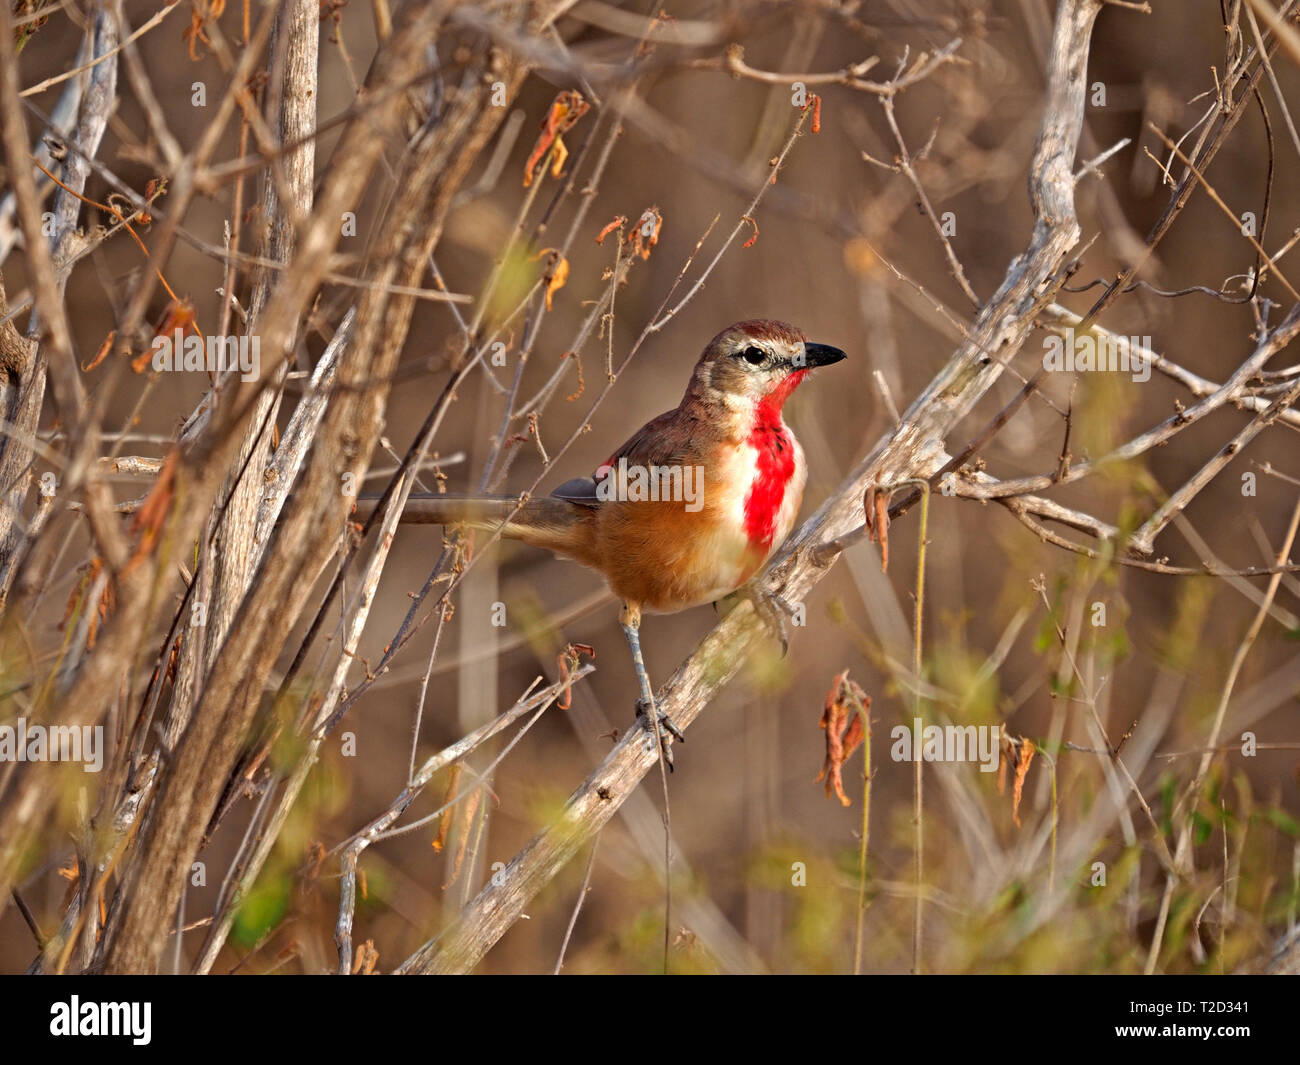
[352,939,379,975]
[863,486,891,572]
[134,299,198,374]
[555,642,594,710]
[523,90,589,187]
[1012,738,1036,827]
[563,351,585,402]
[432,763,463,853]
[82,330,115,372]
[550,137,570,179]
[545,255,569,310]
[123,448,179,574]
[163,633,183,687]
[595,215,625,244]
[816,670,870,806]
[808,92,822,133]
[527,248,571,311]
[182,0,226,62]
[59,557,114,648]
[443,789,482,890]
[630,206,663,261]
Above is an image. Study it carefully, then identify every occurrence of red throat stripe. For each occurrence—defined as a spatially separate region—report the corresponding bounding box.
[743,370,806,550]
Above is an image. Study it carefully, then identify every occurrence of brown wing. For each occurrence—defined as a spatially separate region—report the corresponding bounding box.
[550,408,701,507]
[607,409,702,467]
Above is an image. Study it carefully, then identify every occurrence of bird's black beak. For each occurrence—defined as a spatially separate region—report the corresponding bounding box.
[802,342,847,368]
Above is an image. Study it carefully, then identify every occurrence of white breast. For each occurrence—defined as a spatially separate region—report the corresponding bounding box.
[683,429,805,603]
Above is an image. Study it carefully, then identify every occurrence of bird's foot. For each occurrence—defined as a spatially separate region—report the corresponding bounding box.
[636,698,683,769]
[740,582,798,656]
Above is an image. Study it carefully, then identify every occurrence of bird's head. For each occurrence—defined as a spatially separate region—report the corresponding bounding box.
[687,319,846,415]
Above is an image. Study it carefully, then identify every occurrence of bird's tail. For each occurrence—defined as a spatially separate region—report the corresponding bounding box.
[353,492,594,559]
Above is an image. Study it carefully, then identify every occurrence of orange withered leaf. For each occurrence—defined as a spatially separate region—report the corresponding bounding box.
[596,216,626,244]
[134,299,199,374]
[59,557,114,648]
[432,764,463,853]
[863,485,891,572]
[563,351,585,402]
[123,448,179,574]
[530,247,570,310]
[630,206,663,261]
[182,0,225,61]
[545,255,569,310]
[523,90,590,187]
[83,330,115,372]
[549,138,570,181]
[352,939,379,975]
[1011,738,1036,827]
[555,642,594,710]
[163,633,183,687]
[816,670,871,807]
[154,298,198,339]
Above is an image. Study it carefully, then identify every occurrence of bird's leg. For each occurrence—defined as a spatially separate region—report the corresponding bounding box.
[738,580,798,656]
[618,602,683,766]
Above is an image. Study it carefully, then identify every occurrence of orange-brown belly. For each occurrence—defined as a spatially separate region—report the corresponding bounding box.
[547,433,807,612]
[589,494,781,613]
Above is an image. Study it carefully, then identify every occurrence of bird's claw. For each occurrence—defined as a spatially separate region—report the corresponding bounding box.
[636,698,682,768]
[742,583,797,656]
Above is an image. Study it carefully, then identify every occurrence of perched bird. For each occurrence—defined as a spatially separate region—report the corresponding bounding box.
[388,319,846,759]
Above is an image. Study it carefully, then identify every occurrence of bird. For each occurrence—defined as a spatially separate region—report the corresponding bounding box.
[381,319,847,761]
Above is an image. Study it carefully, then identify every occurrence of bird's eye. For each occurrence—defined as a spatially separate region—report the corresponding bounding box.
[740,346,766,365]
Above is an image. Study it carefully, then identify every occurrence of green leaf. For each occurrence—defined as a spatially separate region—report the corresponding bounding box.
[232,873,290,948]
